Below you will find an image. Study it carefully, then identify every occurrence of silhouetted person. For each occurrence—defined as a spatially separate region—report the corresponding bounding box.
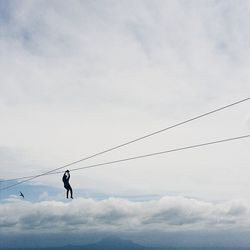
[62,170,73,199]
[19,191,24,199]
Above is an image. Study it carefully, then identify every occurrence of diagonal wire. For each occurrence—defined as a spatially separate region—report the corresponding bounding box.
[0,97,249,185]
[1,134,250,191]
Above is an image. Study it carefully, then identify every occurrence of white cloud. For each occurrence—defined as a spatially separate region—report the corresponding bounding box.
[1,196,249,234]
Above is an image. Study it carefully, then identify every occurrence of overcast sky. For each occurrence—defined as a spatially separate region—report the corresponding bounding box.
[1,0,250,247]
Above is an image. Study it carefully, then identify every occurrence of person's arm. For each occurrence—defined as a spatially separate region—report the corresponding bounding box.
[65,172,70,181]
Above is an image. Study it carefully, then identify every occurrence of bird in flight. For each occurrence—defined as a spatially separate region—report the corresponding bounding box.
[19,191,24,199]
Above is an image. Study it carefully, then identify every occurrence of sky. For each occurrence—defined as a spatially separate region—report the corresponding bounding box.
[1,0,250,248]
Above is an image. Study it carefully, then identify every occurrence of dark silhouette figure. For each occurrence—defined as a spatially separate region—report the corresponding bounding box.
[19,191,24,199]
[62,170,73,199]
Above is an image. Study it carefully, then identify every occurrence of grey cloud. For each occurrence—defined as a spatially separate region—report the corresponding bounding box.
[0,219,17,228]
[227,203,247,216]
[143,207,202,225]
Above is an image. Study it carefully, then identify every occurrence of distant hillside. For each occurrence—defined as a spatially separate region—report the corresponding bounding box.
[1,237,250,250]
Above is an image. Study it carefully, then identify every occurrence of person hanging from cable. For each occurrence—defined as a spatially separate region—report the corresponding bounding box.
[62,170,73,199]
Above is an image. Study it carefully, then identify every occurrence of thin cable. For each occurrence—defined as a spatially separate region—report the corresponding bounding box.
[0,97,249,185]
[1,134,249,191]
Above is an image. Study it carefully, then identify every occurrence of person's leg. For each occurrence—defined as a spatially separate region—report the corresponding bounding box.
[66,188,69,198]
[64,185,68,198]
[69,185,73,199]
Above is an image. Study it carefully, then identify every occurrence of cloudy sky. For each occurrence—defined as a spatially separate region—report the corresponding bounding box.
[1,0,250,247]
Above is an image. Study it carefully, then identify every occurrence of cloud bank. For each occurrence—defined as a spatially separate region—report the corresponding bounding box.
[1,196,249,234]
